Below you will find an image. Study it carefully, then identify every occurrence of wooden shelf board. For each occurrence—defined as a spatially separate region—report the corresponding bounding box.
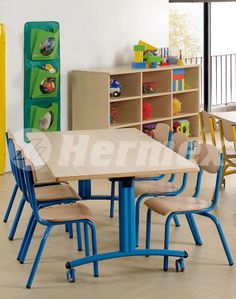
[142,117,172,124]
[172,112,199,119]
[142,92,171,98]
[173,88,199,95]
[110,122,141,129]
[110,96,140,103]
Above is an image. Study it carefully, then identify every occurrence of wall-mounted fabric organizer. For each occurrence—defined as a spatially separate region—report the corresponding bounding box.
[24,21,61,141]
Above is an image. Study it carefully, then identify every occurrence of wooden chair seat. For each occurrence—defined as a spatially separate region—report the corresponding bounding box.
[135,181,178,197]
[35,165,57,184]
[35,184,80,202]
[144,196,209,216]
[39,202,94,222]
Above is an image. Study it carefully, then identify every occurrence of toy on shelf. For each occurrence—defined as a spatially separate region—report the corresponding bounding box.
[177,50,185,66]
[143,102,152,120]
[132,40,161,69]
[173,68,185,92]
[143,82,157,94]
[173,98,182,115]
[110,104,118,124]
[160,48,171,66]
[143,123,156,138]
[110,79,121,97]
[173,119,190,137]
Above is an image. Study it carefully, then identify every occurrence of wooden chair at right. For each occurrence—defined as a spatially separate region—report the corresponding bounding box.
[143,143,234,272]
[218,118,236,188]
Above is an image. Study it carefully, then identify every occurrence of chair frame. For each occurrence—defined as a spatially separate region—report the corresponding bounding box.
[5,140,80,267]
[145,151,234,271]
[20,154,99,288]
[135,139,202,248]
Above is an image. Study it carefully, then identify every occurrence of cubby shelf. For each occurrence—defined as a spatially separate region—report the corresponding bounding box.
[173,88,199,95]
[110,96,140,103]
[71,64,200,137]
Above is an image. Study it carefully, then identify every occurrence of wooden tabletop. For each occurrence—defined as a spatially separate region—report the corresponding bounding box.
[211,111,236,123]
[27,129,199,182]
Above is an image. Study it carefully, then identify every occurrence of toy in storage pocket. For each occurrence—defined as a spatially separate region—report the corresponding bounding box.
[30,103,59,132]
[30,67,59,98]
[31,28,59,60]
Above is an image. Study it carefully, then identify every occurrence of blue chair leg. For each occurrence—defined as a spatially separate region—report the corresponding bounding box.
[87,221,99,277]
[76,223,82,251]
[17,212,34,261]
[3,184,18,223]
[68,223,73,239]
[163,214,174,271]
[173,215,180,227]
[135,196,144,247]
[26,226,52,289]
[84,222,90,257]
[145,209,152,250]
[186,214,202,246]
[65,224,69,233]
[8,196,26,241]
[110,181,115,218]
[19,218,37,264]
[202,212,234,266]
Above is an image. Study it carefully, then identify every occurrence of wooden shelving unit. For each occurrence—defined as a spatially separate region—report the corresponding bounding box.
[71,64,201,137]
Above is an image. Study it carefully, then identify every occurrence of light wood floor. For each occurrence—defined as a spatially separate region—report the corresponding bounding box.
[0,171,236,299]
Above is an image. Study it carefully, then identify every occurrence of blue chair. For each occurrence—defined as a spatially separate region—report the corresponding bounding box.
[135,132,201,247]
[109,123,173,218]
[20,156,99,288]
[144,143,234,271]
[6,137,80,249]
[4,131,75,240]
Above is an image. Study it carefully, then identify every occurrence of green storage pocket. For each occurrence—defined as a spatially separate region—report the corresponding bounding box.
[30,103,59,132]
[31,28,59,60]
[30,66,59,98]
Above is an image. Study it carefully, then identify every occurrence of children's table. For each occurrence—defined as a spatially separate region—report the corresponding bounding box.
[27,128,199,275]
[212,111,236,123]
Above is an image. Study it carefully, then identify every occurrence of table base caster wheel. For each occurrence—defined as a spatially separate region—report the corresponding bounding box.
[66,269,76,283]
[175,258,185,272]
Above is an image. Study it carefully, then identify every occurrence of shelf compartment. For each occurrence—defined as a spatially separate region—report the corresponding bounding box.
[110,73,141,99]
[142,95,171,121]
[110,98,141,127]
[173,114,199,137]
[173,91,200,116]
[183,67,200,90]
[142,70,171,94]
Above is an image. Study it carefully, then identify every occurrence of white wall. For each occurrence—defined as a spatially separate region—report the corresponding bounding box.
[0,0,169,170]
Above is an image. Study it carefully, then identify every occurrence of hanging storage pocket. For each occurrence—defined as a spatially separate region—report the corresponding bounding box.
[30,66,59,98]
[31,28,59,60]
[30,103,59,132]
